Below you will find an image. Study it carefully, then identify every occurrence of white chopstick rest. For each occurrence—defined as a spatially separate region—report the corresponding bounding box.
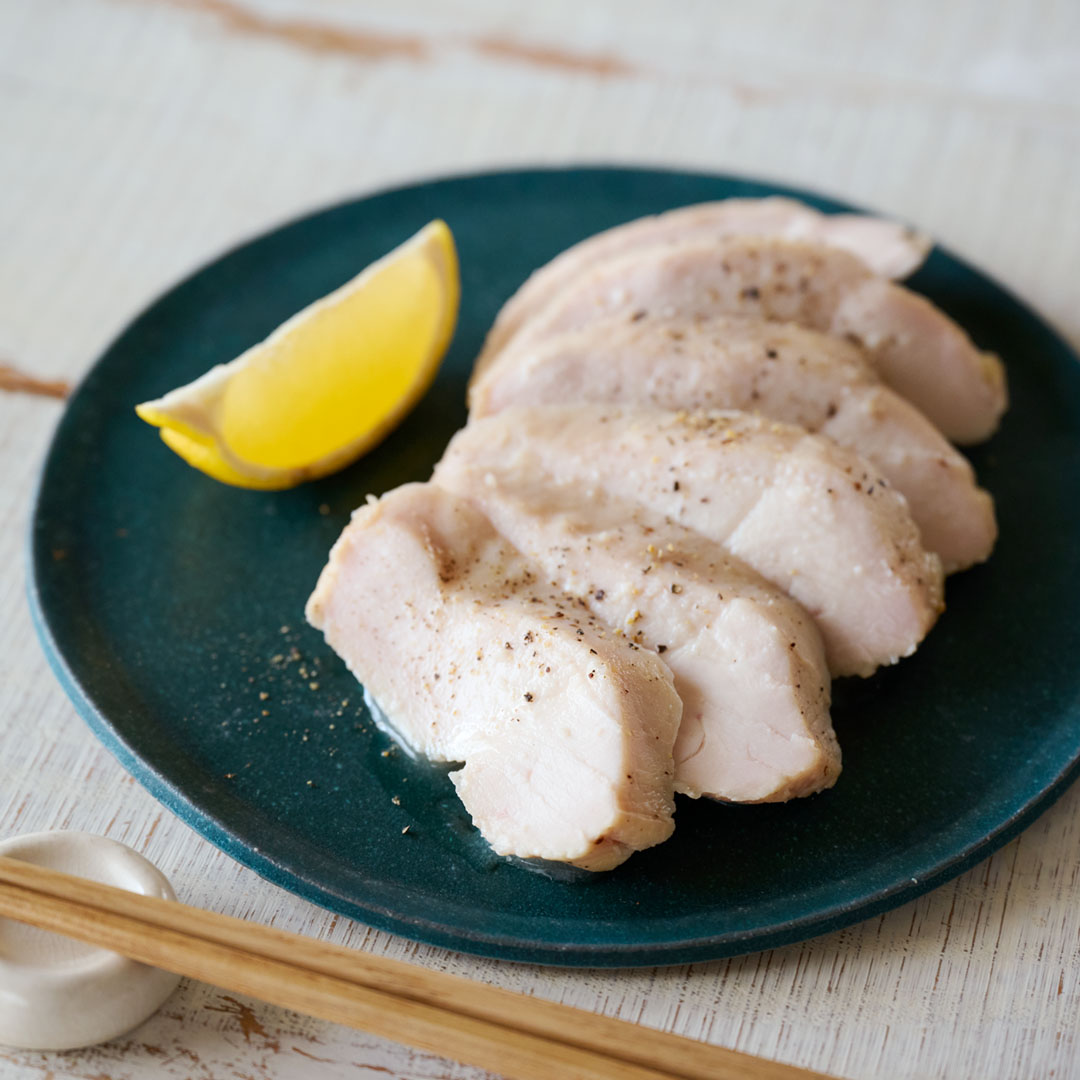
[0,831,182,1051]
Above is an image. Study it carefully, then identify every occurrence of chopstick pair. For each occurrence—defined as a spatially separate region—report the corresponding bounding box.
[0,855,832,1080]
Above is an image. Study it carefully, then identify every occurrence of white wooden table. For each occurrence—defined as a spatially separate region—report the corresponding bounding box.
[3,1,1079,1077]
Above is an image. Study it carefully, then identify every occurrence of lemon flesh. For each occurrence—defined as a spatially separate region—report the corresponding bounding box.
[136,220,459,489]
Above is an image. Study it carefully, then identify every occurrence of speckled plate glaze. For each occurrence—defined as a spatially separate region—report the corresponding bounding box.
[28,167,1080,967]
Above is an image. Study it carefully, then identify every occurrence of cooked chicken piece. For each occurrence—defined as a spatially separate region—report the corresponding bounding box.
[306,483,682,871]
[470,314,996,572]
[498,238,1006,444]
[436,407,945,678]
[441,479,839,802]
[475,197,931,378]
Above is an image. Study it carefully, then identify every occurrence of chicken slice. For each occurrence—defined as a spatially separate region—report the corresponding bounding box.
[470,314,996,572]
[306,483,682,871]
[435,407,945,678]
[500,237,1006,444]
[441,479,839,803]
[476,197,931,377]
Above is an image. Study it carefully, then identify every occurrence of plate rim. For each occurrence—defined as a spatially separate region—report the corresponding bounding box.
[26,162,1080,967]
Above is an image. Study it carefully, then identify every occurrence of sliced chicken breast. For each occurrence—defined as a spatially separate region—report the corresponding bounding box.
[476,197,931,377]
[442,480,839,803]
[436,407,945,678]
[306,483,682,871]
[499,238,1006,444]
[470,314,996,572]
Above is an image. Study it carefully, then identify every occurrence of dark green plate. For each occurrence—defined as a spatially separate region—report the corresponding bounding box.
[28,167,1080,967]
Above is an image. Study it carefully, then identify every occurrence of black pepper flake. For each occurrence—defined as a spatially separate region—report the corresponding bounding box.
[594,589,605,600]
[524,692,534,702]
[672,480,680,491]
[671,583,683,594]
[657,644,668,654]
[765,348,778,359]
[741,286,761,300]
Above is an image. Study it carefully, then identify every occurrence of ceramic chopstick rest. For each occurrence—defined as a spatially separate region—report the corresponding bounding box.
[0,831,182,1050]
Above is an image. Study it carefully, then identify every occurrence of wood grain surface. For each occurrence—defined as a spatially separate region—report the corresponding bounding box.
[1,1,1078,1078]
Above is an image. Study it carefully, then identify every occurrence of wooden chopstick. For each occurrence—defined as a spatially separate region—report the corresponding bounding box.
[0,855,834,1080]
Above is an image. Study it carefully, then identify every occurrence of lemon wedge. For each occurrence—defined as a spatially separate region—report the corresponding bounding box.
[136,220,459,489]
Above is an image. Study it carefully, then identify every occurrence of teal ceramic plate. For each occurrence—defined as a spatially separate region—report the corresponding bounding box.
[29,168,1080,967]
